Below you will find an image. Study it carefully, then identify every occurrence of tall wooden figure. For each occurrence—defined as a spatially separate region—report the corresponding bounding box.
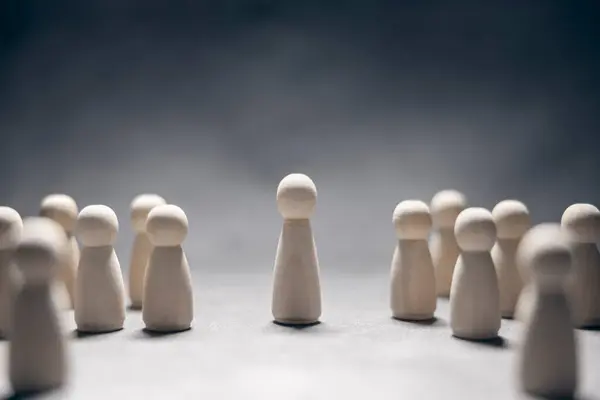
[143,204,193,332]
[450,207,501,340]
[390,200,436,321]
[75,205,126,333]
[272,173,321,326]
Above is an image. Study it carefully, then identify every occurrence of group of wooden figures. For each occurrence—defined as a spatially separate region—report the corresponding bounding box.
[0,192,192,395]
[0,173,597,398]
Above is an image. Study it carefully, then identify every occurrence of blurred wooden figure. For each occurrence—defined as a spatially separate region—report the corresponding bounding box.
[561,203,600,328]
[0,207,22,339]
[491,200,531,319]
[516,223,578,398]
[128,194,166,310]
[40,194,79,310]
[430,190,467,298]
[9,217,69,394]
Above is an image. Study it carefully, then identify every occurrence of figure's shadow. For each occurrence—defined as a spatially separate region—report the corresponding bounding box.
[3,392,43,400]
[452,334,508,348]
[136,327,192,339]
[529,395,596,400]
[272,320,321,330]
[267,320,340,335]
[70,328,122,339]
[392,316,446,327]
[2,387,62,399]
[579,325,600,332]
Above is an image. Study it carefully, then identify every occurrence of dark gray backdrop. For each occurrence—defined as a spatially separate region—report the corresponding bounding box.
[1,0,599,272]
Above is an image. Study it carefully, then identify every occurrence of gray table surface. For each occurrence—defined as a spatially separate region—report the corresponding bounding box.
[0,272,598,399]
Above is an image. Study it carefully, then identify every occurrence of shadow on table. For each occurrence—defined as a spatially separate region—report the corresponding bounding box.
[452,334,509,348]
[526,396,599,400]
[134,327,192,339]
[391,316,447,327]
[70,328,123,340]
[272,320,321,329]
[267,320,340,335]
[579,325,600,332]
[1,387,63,400]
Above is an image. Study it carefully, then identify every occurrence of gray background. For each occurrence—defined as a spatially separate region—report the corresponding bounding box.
[1,0,599,272]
